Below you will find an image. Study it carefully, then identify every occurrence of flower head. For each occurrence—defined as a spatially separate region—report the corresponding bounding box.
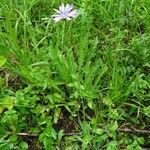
[52,3,78,22]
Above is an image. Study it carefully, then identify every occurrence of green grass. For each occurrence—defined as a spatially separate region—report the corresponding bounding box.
[0,0,150,149]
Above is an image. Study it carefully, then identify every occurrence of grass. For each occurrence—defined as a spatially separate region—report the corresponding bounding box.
[0,0,150,149]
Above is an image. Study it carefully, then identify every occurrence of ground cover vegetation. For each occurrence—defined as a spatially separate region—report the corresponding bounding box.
[0,0,150,149]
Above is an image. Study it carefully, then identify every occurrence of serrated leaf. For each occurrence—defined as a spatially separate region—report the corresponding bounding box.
[58,129,64,144]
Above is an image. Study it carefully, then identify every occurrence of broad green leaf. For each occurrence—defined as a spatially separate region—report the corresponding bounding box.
[19,141,28,150]
[0,106,5,114]
[0,97,14,110]
[0,56,6,67]
[94,128,104,135]
[87,100,93,109]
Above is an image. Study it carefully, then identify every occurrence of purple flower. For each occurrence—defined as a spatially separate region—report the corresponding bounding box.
[52,3,79,22]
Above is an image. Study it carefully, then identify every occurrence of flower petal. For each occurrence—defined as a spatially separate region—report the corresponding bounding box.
[53,15,63,22]
[66,17,71,20]
[65,4,73,13]
[59,3,65,13]
[67,9,78,18]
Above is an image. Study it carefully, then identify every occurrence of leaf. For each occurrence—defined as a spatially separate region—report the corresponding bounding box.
[0,106,5,114]
[54,108,61,124]
[143,106,150,117]
[39,126,56,149]
[0,98,14,110]
[87,100,93,109]
[107,140,118,150]
[0,44,9,55]
[107,121,118,137]
[30,61,49,67]
[58,129,64,145]
[0,56,6,67]
[19,141,29,150]
[137,137,144,145]
[94,128,104,135]
[0,77,4,86]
